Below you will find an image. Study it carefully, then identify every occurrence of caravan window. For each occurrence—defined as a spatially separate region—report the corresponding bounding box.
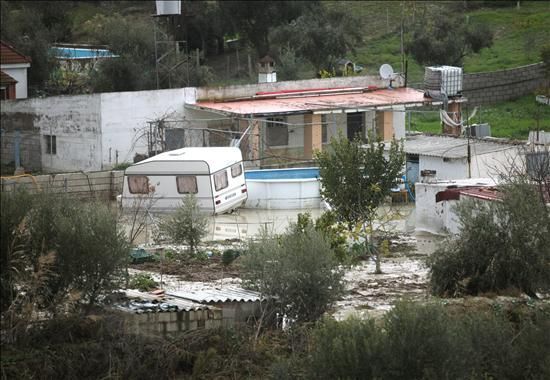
[214,170,228,191]
[176,175,198,194]
[128,175,149,194]
[231,162,242,178]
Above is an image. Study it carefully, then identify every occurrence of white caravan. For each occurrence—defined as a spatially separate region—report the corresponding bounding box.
[121,147,247,214]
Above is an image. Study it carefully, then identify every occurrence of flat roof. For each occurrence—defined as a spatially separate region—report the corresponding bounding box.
[399,134,521,159]
[130,147,243,173]
[188,87,430,117]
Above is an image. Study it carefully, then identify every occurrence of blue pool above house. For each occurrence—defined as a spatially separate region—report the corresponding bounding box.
[245,167,320,180]
[51,47,119,60]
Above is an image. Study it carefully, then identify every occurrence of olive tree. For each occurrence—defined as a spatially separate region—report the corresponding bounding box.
[1,192,129,318]
[241,223,345,330]
[158,194,208,254]
[315,133,405,273]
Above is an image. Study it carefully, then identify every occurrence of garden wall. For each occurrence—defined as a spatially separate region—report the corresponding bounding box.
[462,62,546,105]
[0,170,124,200]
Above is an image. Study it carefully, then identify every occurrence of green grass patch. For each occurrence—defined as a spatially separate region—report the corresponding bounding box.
[410,95,550,139]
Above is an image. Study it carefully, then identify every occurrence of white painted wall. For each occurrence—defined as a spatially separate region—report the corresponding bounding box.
[419,155,468,181]
[100,87,196,167]
[1,64,30,99]
[471,148,521,178]
[415,178,496,235]
[1,94,102,172]
[392,106,406,140]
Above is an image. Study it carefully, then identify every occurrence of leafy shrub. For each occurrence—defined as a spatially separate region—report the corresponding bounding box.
[128,274,158,292]
[428,183,550,297]
[241,223,345,323]
[158,194,208,253]
[222,249,240,266]
[305,301,550,380]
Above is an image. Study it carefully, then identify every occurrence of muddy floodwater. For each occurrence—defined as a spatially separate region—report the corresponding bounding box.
[127,204,445,319]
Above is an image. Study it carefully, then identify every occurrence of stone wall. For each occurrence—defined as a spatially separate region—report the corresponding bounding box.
[462,62,546,105]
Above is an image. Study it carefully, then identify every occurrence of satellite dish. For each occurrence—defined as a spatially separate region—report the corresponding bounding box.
[379,64,394,80]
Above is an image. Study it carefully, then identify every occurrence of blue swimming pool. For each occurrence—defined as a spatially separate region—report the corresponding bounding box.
[245,168,320,180]
[51,47,118,60]
[244,168,321,209]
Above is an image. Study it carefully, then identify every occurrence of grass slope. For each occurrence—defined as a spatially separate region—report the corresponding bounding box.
[410,95,550,139]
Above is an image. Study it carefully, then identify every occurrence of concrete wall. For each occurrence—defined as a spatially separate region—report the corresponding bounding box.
[0,170,124,200]
[196,75,404,101]
[463,62,546,105]
[1,87,197,172]
[471,147,521,178]
[100,88,196,167]
[1,94,102,172]
[123,308,223,337]
[419,156,468,181]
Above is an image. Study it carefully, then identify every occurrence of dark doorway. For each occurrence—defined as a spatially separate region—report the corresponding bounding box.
[347,112,364,141]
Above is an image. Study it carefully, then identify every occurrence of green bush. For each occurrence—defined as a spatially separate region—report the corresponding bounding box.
[222,249,240,266]
[305,301,550,380]
[428,182,550,297]
[128,274,158,292]
[241,223,345,323]
[158,194,208,253]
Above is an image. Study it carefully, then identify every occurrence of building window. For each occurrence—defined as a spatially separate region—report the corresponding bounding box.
[176,175,198,194]
[214,170,228,191]
[128,175,150,194]
[231,162,242,178]
[321,115,328,144]
[44,135,57,155]
[266,117,288,146]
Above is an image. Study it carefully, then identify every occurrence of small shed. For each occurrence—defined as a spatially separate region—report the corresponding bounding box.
[393,134,523,183]
[415,178,497,235]
[168,287,262,327]
[115,289,223,337]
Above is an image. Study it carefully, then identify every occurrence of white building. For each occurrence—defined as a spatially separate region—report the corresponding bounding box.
[415,178,497,235]
[401,134,523,184]
[1,40,31,100]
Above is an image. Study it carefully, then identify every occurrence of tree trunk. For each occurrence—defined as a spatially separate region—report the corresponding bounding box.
[371,221,382,274]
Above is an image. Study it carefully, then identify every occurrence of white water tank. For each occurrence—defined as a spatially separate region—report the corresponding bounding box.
[424,66,463,97]
[155,0,181,15]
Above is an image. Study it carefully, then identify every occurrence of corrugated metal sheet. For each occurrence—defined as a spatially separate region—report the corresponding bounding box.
[188,87,428,117]
[167,287,262,304]
[1,40,31,64]
[120,289,212,312]
[400,135,520,159]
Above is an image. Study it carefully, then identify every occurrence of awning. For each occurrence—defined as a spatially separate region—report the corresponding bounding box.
[187,87,432,117]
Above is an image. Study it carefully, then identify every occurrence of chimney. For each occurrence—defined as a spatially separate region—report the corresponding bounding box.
[258,55,276,83]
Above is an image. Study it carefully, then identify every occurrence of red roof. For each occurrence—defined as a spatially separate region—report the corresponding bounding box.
[190,87,430,117]
[0,70,18,85]
[1,40,32,65]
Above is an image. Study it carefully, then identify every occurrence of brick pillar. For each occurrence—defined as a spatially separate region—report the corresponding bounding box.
[249,119,261,165]
[303,113,322,160]
[442,102,462,136]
